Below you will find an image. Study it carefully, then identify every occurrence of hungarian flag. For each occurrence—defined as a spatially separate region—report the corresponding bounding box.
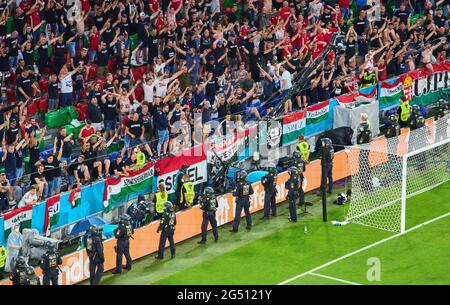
[3,206,33,238]
[43,195,60,236]
[68,188,81,208]
[103,162,155,212]
[336,85,377,106]
[379,77,403,109]
[282,110,306,145]
[307,100,330,124]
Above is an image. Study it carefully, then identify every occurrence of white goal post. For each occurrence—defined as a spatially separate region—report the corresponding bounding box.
[342,114,450,233]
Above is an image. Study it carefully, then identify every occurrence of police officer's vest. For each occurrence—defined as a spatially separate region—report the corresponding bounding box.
[85,235,93,251]
[241,183,250,196]
[47,253,58,268]
[206,197,217,212]
[155,192,168,214]
[399,102,411,122]
[181,182,195,204]
[297,141,309,161]
[125,224,133,237]
[167,212,176,230]
[0,246,6,269]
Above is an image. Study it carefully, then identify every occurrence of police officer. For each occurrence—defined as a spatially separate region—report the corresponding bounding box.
[155,201,177,259]
[82,225,104,285]
[296,135,310,163]
[261,165,277,220]
[409,105,421,129]
[285,167,300,222]
[9,255,28,285]
[434,99,449,143]
[40,244,62,285]
[230,170,254,232]
[409,110,427,156]
[357,121,372,145]
[21,266,41,285]
[180,174,195,210]
[320,138,334,194]
[198,187,219,244]
[397,95,411,129]
[291,151,306,207]
[357,121,373,191]
[385,114,401,164]
[112,214,134,274]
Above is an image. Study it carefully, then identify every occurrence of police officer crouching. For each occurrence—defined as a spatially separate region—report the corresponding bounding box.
[261,165,277,220]
[83,225,104,285]
[230,171,254,232]
[21,266,41,285]
[112,214,134,274]
[357,121,373,191]
[198,187,219,244]
[155,201,177,259]
[286,167,301,222]
[9,255,28,285]
[40,244,62,285]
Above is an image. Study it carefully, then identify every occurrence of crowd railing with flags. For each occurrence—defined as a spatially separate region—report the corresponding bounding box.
[0,61,449,245]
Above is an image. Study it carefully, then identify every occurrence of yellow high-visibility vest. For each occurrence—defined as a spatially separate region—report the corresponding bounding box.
[400,102,411,122]
[155,192,168,214]
[135,152,146,169]
[181,182,195,204]
[0,246,6,269]
[297,141,310,161]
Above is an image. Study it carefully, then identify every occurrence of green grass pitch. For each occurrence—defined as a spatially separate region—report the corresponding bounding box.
[92,182,450,285]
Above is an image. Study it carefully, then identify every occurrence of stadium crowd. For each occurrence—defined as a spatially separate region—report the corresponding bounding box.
[0,0,448,214]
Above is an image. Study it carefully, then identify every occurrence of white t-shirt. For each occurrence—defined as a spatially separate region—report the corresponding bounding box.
[154,63,166,75]
[143,82,154,103]
[60,74,73,93]
[281,70,292,90]
[154,79,170,98]
[18,191,37,208]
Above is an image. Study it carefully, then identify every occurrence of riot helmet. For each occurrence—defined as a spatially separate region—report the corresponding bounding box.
[164,201,174,212]
[412,104,420,114]
[388,114,397,124]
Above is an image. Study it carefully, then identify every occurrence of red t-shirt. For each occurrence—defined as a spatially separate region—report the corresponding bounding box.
[279,7,292,21]
[80,126,95,140]
[240,25,250,37]
[29,11,41,29]
[148,0,160,12]
[89,33,99,51]
[171,0,182,10]
[269,14,280,26]
[339,0,350,9]
[281,38,293,58]
[80,0,90,13]
[377,65,387,81]
[310,44,325,60]
[155,17,165,32]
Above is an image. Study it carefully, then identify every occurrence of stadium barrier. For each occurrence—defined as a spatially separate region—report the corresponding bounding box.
[0,116,442,285]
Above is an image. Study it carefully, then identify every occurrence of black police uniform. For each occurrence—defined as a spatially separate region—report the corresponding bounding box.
[291,157,306,206]
[199,195,219,243]
[385,121,400,152]
[10,263,28,285]
[21,269,41,285]
[261,172,277,218]
[434,103,448,143]
[409,115,427,169]
[83,231,104,285]
[285,173,300,222]
[231,180,254,231]
[40,248,62,285]
[357,127,372,191]
[157,210,177,258]
[320,145,334,193]
[114,222,134,273]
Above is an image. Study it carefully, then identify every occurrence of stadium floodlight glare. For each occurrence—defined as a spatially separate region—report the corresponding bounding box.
[337,115,450,233]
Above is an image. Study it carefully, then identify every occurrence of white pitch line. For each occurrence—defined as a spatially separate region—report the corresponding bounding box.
[278,211,450,285]
[309,272,361,285]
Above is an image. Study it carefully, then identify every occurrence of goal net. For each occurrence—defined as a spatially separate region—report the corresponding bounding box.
[344,114,450,233]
